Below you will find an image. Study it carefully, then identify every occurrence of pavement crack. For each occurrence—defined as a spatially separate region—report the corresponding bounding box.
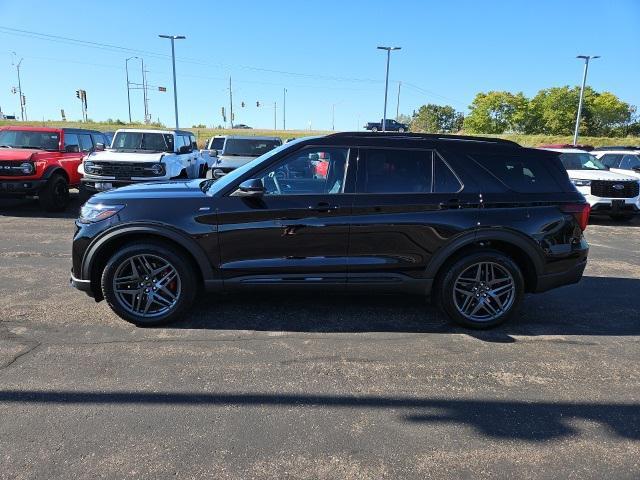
[0,341,41,371]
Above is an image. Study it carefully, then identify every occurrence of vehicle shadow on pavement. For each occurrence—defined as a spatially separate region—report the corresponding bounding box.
[0,194,82,219]
[0,390,637,442]
[589,216,640,228]
[176,276,640,340]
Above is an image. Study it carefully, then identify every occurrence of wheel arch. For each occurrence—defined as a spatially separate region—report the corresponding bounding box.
[42,165,70,183]
[82,224,216,299]
[427,229,544,294]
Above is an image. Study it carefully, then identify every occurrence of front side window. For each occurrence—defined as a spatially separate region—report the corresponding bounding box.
[78,134,94,152]
[558,152,607,171]
[360,149,432,194]
[64,133,80,152]
[621,154,640,170]
[600,154,623,168]
[210,137,225,150]
[0,130,60,151]
[257,147,349,195]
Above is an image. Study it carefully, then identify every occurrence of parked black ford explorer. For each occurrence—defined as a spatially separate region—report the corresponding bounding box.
[71,133,589,329]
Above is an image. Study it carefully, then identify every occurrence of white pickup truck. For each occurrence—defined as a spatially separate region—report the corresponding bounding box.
[79,128,210,196]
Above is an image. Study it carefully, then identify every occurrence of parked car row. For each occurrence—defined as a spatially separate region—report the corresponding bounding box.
[0,125,283,211]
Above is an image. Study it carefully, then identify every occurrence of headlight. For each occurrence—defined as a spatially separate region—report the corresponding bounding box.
[20,162,34,175]
[84,161,100,175]
[79,203,124,223]
[571,179,591,187]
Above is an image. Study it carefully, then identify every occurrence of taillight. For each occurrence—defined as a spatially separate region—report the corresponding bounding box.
[560,203,590,231]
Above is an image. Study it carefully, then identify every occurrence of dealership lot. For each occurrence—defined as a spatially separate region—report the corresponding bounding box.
[1,195,639,479]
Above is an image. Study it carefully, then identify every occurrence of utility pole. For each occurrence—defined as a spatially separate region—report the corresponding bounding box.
[331,104,335,131]
[396,81,402,120]
[573,55,600,145]
[377,46,401,131]
[125,56,138,123]
[159,34,186,130]
[142,58,150,124]
[274,102,277,130]
[229,76,234,129]
[283,88,287,130]
[12,53,25,121]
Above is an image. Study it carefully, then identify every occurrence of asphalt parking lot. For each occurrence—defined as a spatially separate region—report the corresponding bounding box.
[1,193,639,479]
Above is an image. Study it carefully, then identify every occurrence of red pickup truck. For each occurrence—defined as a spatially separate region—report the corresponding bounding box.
[0,126,109,211]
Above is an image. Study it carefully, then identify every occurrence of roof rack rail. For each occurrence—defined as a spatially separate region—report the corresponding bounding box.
[324,131,521,147]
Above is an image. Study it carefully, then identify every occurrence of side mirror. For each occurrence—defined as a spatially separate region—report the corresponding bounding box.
[179,145,192,154]
[208,149,218,157]
[235,178,265,196]
[65,144,80,153]
[94,143,105,151]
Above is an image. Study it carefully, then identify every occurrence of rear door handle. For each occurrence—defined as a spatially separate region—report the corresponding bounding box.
[439,198,461,209]
[308,202,340,213]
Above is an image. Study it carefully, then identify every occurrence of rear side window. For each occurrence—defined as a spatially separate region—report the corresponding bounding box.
[78,134,93,152]
[64,133,79,152]
[621,154,640,170]
[360,149,432,193]
[433,157,462,193]
[469,153,562,193]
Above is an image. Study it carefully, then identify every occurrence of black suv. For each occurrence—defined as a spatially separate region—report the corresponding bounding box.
[71,133,589,329]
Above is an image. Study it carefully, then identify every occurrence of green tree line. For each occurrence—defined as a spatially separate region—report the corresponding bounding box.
[408,86,638,137]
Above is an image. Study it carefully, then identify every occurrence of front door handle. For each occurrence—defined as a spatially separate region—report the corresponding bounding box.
[308,202,340,213]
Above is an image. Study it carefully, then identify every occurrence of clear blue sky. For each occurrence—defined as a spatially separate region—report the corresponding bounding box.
[1,0,638,131]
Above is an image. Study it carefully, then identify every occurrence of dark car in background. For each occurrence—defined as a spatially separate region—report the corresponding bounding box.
[365,119,409,132]
[71,132,589,329]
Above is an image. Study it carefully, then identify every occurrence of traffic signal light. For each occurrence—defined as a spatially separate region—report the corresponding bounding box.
[76,90,81,99]
[256,101,260,107]
[241,101,245,108]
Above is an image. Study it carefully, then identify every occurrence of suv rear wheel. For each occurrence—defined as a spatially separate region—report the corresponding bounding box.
[101,242,197,326]
[38,173,70,212]
[438,251,524,329]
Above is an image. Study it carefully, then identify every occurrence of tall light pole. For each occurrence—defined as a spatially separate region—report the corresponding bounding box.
[396,81,402,120]
[377,46,401,132]
[283,88,287,130]
[573,55,600,145]
[125,56,138,123]
[159,34,186,130]
[12,52,25,121]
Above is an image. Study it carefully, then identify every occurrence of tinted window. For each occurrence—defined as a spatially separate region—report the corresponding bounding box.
[112,132,172,152]
[558,152,607,171]
[361,149,432,193]
[621,154,640,170]
[256,147,349,195]
[91,133,108,147]
[224,138,281,156]
[433,157,462,193]
[190,135,198,150]
[78,134,93,152]
[470,153,561,193]
[64,133,79,152]
[600,154,623,168]
[211,137,226,150]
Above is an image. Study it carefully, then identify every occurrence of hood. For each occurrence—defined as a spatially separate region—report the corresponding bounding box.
[216,154,256,163]
[87,150,166,163]
[0,148,39,161]
[89,179,206,202]
[566,169,638,182]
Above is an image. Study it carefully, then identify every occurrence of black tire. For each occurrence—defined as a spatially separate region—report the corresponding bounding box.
[610,214,633,222]
[101,242,197,326]
[78,185,93,204]
[38,173,70,212]
[438,250,524,329]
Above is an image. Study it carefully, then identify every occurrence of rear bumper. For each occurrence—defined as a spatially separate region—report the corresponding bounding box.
[534,257,588,293]
[0,178,48,196]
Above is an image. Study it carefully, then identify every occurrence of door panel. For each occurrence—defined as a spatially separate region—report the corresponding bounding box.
[215,146,355,286]
[348,148,480,284]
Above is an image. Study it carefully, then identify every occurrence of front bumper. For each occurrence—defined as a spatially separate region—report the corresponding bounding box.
[81,176,170,192]
[70,270,94,296]
[0,178,48,196]
[577,189,640,216]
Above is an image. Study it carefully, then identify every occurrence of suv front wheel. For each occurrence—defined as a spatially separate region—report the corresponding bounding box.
[101,242,197,326]
[438,251,524,329]
[38,173,70,212]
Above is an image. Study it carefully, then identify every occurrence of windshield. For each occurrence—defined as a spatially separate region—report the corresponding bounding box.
[0,130,60,151]
[223,138,281,156]
[112,132,174,152]
[204,139,309,195]
[559,152,607,171]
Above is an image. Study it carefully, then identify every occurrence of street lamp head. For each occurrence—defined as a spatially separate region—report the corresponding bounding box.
[377,46,402,51]
[576,55,600,60]
[159,34,186,40]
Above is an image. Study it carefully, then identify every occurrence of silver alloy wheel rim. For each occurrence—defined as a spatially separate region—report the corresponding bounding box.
[453,261,515,322]
[113,254,181,318]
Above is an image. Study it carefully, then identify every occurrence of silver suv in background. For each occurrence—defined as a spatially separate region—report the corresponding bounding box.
[211,136,282,178]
